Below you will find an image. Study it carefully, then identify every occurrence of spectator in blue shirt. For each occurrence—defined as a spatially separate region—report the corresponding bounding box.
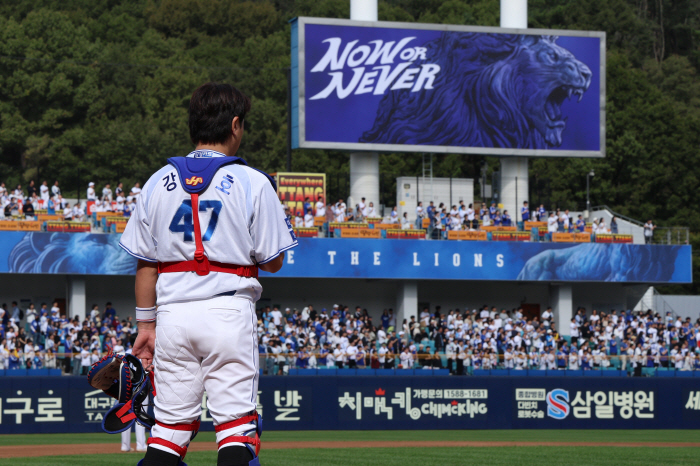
[502,210,512,227]
[576,215,585,232]
[521,201,529,222]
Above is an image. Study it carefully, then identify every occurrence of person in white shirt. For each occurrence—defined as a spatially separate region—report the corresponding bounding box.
[102,183,113,203]
[333,344,345,369]
[363,202,376,218]
[51,180,61,197]
[547,212,558,234]
[643,220,655,244]
[87,182,96,200]
[63,203,73,220]
[399,347,413,369]
[315,196,326,218]
[80,344,92,375]
[270,307,283,327]
[294,210,303,228]
[72,204,85,221]
[358,198,366,215]
[304,211,314,228]
[596,219,608,234]
[40,181,49,202]
[130,182,142,197]
[114,192,124,212]
[390,206,399,224]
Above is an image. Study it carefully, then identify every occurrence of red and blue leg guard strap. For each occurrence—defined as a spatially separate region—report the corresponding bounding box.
[147,419,201,460]
[215,412,262,464]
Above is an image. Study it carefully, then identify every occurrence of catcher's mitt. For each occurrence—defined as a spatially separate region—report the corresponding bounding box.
[87,350,155,433]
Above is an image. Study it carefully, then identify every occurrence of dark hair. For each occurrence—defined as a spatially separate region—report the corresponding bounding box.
[189,83,251,145]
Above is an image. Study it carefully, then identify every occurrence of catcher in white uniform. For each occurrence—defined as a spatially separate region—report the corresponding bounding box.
[118,83,297,466]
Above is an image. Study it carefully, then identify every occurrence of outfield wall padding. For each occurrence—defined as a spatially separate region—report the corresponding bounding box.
[1,376,699,433]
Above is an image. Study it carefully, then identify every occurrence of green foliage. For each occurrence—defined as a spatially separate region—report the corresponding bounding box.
[0,0,699,287]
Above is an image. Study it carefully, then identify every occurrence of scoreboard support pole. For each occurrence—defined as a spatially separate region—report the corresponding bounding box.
[499,0,530,223]
[349,0,380,210]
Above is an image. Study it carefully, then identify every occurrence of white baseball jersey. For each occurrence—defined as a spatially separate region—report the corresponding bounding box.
[119,150,297,305]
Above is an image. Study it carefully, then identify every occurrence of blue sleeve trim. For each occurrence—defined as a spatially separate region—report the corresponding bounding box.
[119,242,157,263]
[259,241,298,265]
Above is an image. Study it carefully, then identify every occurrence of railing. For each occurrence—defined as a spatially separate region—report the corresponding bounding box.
[592,205,689,245]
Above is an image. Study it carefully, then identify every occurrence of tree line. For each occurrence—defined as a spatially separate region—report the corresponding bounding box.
[1,0,699,291]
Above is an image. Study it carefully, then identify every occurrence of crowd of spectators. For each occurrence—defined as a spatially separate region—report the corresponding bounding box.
[0,180,142,221]
[289,196,637,238]
[2,298,698,377]
[257,304,700,376]
[0,301,136,374]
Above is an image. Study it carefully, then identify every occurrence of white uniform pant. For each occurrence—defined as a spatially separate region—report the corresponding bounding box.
[121,423,147,451]
[151,293,258,456]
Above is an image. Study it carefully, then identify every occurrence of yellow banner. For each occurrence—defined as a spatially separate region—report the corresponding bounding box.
[37,214,63,222]
[447,230,488,241]
[330,222,368,230]
[313,217,326,227]
[386,229,425,239]
[373,223,398,230]
[293,227,319,238]
[114,223,128,233]
[0,221,42,231]
[339,228,382,239]
[275,172,326,217]
[481,226,517,232]
[46,222,91,232]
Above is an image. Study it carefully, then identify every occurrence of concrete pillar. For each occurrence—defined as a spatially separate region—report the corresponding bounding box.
[67,276,86,321]
[350,0,377,20]
[550,284,573,337]
[396,280,418,333]
[500,0,529,222]
[349,152,379,210]
[349,0,379,210]
[500,158,529,222]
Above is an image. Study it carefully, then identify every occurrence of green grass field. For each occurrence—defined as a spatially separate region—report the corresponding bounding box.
[0,430,698,466]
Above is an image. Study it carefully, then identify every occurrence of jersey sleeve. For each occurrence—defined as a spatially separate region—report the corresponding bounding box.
[250,176,298,265]
[119,187,157,262]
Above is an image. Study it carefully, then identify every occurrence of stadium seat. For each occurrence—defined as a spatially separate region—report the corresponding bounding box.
[374,369,396,376]
[432,369,449,376]
[48,369,62,376]
[546,370,565,376]
[336,369,358,376]
[585,370,602,377]
[318,368,337,375]
[412,369,435,376]
[356,369,377,375]
[527,370,547,377]
[693,371,700,377]
[27,369,49,376]
[676,371,693,378]
[656,369,675,377]
[490,369,509,376]
[472,369,490,376]
[6,369,28,376]
[601,370,625,377]
[0,370,5,376]
[565,370,584,376]
[508,369,528,376]
[296,369,318,376]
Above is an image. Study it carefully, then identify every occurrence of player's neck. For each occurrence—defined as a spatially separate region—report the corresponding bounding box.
[195,142,236,157]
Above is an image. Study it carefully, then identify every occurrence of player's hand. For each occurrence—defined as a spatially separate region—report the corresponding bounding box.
[133,329,156,372]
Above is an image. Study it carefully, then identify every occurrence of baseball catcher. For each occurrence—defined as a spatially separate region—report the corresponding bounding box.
[89,82,297,466]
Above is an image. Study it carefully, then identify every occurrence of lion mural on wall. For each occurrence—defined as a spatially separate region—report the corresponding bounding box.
[8,233,137,275]
[360,33,592,149]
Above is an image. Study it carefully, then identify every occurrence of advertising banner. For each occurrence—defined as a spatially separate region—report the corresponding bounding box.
[293,227,319,238]
[338,228,382,239]
[45,222,91,233]
[492,231,530,242]
[386,229,425,239]
[447,231,488,241]
[0,221,41,231]
[0,233,691,283]
[292,17,605,157]
[275,172,326,217]
[0,376,699,434]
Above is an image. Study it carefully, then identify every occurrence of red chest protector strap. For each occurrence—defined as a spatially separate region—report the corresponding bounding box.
[157,193,258,278]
